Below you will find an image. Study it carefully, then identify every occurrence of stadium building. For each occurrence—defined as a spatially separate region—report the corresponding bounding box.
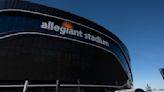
[0,0,133,92]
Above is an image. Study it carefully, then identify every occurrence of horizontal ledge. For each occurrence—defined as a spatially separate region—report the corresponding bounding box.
[0,83,126,89]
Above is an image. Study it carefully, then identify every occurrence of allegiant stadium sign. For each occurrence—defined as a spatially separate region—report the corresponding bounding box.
[40,21,109,47]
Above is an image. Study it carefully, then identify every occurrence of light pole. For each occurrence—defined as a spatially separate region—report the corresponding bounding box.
[159,68,164,80]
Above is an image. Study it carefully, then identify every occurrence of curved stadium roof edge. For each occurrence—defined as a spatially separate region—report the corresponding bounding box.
[0,0,130,62]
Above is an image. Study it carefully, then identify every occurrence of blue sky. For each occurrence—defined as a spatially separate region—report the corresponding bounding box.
[27,0,164,89]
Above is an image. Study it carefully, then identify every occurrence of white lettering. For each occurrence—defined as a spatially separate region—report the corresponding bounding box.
[54,25,60,32]
[84,33,109,47]
[40,22,47,29]
[40,21,109,47]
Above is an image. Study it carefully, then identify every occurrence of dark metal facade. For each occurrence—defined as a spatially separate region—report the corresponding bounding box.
[0,0,133,91]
